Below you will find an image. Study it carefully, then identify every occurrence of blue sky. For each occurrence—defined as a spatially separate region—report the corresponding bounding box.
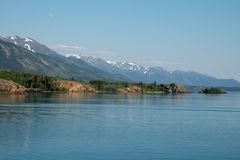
[0,0,240,80]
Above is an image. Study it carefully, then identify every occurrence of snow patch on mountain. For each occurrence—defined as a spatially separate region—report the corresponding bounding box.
[115,61,143,71]
[106,60,117,65]
[24,38,33,42]
[24,44,31,50]
[10,36,16,40]
[68,54,81,59]
[24,43,35,52]
[143,68,150,74]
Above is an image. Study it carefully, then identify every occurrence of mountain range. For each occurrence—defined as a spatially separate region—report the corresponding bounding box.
[0,34,239,87]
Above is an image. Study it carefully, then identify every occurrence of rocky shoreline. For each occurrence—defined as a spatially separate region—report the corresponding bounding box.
[0,78,27,93]
[0,78,190,94]
[54,80,95,93]
[163,83,190,93]
[0,78,95,94]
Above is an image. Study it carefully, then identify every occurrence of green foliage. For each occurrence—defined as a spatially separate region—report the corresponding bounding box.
[131,82,168,92]
[0,71,61,91]
[0,71,184,93]
[89,80,170,93]
[89,80,107,91]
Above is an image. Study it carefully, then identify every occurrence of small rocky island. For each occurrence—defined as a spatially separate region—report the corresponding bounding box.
[199,87,226,94]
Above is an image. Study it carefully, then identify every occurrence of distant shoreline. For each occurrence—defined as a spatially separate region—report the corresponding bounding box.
[1,71,237,94]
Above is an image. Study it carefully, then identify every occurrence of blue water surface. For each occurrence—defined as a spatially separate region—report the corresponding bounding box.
[0,92,240,160]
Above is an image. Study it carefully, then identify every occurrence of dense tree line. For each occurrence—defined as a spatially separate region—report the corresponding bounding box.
[89,80,128,92]
[89,80,170,92]
[0,71,60,91]
[0,71,175,93]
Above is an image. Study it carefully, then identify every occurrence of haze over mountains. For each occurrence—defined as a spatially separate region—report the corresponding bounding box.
[0,34,239,87]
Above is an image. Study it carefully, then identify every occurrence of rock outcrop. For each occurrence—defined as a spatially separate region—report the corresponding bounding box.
[165,83,189,93]
[117,85,143,94]
[54,80,95,92]
[0,78,27,93]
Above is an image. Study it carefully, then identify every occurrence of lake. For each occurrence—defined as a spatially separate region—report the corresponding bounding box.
[0,92,240,160]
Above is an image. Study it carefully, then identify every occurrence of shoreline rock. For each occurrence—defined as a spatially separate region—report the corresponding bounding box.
[117,85,143,94]
[165,83,190,93]
[54,80,95,93]
[0,78,27,93]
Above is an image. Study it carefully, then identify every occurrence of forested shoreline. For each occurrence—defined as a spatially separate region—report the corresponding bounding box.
[0,71,189,93]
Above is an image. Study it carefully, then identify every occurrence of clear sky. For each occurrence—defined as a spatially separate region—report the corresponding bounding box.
[0,0,240,80]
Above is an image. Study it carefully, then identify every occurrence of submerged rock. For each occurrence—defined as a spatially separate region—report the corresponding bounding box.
[0,78,27,93]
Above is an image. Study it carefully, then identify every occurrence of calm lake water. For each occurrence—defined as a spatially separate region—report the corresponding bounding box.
[0,92,240,160]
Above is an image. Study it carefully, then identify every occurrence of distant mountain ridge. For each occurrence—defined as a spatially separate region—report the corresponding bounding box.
[0,33,239,87]
[69,54,240,87]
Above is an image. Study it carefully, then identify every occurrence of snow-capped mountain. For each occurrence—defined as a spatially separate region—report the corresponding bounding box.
[68,54,240,87]
[114,61,145,72]
[1,33,240,87]
[69,55,121,73]
[70,55,147,74]
[68,54,168,80]
[0,34,128,81]
[0,35,36,52]
[0,34,58,56]
[67,55,130,81]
